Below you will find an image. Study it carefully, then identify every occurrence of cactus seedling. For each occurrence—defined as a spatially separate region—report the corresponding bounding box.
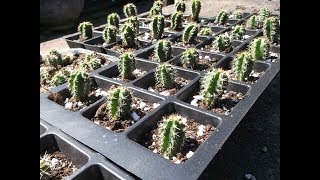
[103,25,117,44]
[175,0,186,12]
[40,153,52,179]
[155,40,172,62]
[263,17,280,44]
[126,16,139,33]
[47,49,63,68]
[40,66,56,82]
[51,70,70,86]
[258,7,271,22]
[80,53,102,71]
[171,11,183,31]
[231,25,245,40]
[118,52,135,80]
[108,86,132,121]
[159,114,186,157]
[246,15,259,29]
[200,69,228,107]
[191,0,201,22]
[231,10,243,19]
[181,48,199,69]
[215,10,229,25]
[151,15,165,39]
[232,52,253,81]
[182,23,199,44]
[123,3,137,18]
[155,64,176,89]
[199,27,213,36]
[107,13,120,29]
[78,21,93,40]
[150,1,163,16]
[214,34,231,52]
[121,23,136,48]
[249,37,270,60]
[68,70,90,102]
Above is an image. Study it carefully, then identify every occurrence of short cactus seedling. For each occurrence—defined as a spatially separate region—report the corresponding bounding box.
[214,34,231,52]
[40,153,52,179]
[51,70,70,86]
[155,64,176,89]
[249,37,270,60]
[258,7,271,22]
[214,10,229,25]
[107,13,120,29]
[182,23,199,44]
[171,11,183,31]
[103,25,117,44]
[150,1,163,16]
[246,15,259,29]
[68,70,90,102]
[200,68,228,107]
[118,52,135,80]
[151,15,165,39]
[78,21,93,40]
[231,10,243,19]
[80,53,102,71]
[123,3,137,18]
[232,52,253,81]
[181,48,199,69]
[231,25,245,40]
[40,66,56,82]
[159,114,186,157]
[191,0,201,22]
[155,40,172,62]
[121,23,136,48]
[199,27,213,36]
[175,0,186,12]
[47,49,63,68]
[126,16,139,34]
[263,17,280,44]
[108,86,132,121]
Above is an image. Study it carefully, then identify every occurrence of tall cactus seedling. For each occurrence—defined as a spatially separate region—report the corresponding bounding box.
[231,10,243,19]
[181,48,199,69]
[155,40,172,62]
[68,70,90,102]
[155,64,176,89]
[126,16,139,34]
[231,25,245,40]
[121,23,136,48]
[232,52,253,81]
[249,37,270,60]
[103,25,117,44]
[171,11,183,31]
[263,17,280,44]
[78,21,93,41]
[214,10,229,25]
[107,13,120,29]
[123,3,137,18]
[80,53,102,71]
[118,52,135,80]
[258,7,271,22]
[108,86,132,121]
[159,114,186,157]
[191,0,201,22]
[246,15,259,29]
[151,15,165,39]
[150,0,163,16]
[47,49,63,69]
[175,0,186,12]
[182,23,199,44]
[199,27,213,36]
[200,68,228,108]
[214,34,231,52]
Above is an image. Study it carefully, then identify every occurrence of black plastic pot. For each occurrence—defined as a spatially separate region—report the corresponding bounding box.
[136,44,186,62]
[65,32,102,49]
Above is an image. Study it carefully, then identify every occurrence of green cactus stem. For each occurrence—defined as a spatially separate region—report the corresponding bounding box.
[155,64,176,89]
[126,16,139,34]
[181,48,199,68]
[258,7,271,22]
[150,1,163,16]
[107,13,120,29]
[68,70,90,102]
[191,0,201,22]
[103,25,117,44]
[214,34,231,52]
[155,40,172,62]
[121,23,136,48]
[151,15,165,39]
[231,25,245,40]
[182,23,199,44]
[231,10,243,19]
[249,37,270,60]
[171,11,183,31]
[263,17,280,44]
[175,0,186,12]
[232,52,253,81]
[246,15,259,29]
[118,52,135,80]
[199,27,213,36]
[214,10,229,25]
[78,21,93,40]
[123,3,137,18]
[107,86,132,120]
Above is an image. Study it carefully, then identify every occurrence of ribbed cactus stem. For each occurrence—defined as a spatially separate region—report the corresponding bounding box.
[151,15,165,39]
[68,70,90,102]
[107,13,120,29]
[191,0,201,21]
[175,0,186,12]
[155,64,176,89]
[47,49,63,68]
[123,3,137,18]
[181,48,199,68]
[155,40,172,62]
[121,23,136,48]
[215,10,229,25]
[231,10,243,19]
[182,23,199,44]
[103,25,117,44]
[118,52,135,80]
[126,16,139,34]
[150,1,163,15]
[258,7,271,22]
[249,37,270,60]
[231,25,245,40]
[232,52,253,81]
[171,11,183,31]
[199,27,213,36]
[108,86,132,121]
[214,34,231,51]
[246,15,259,29]
[263,17,280,43]
[78,21,93,40]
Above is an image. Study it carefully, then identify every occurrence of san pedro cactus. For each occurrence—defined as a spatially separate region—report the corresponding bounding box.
[181,48,199,68]
[231,10,243,19]
[78,21,93,40]
[126,16,139,33]
[155,64,176,89]
[231,25,245,40]
[263,17,280,43]
[246,15,259,29]
[107,13,120,29]
[108,86,132,121]
[51,70,70,86]
[150,1,163,16]
[155,40,172,62]
[214,10,229,25]
[199,27,213,36]
[232,52,253,81]
[159,114,186,157]
[258,7,271,22]
[249,37,270,60]
[182,23,199,44]
[191,0,201,22]
[47,49,63,68]
[40,153,52,180]
[200,68,228,107]
[118,52,135,79]
[68,70,90,102]
[80,53,102,71]
[151,15,165,39]
[123,3,137,18]
[121,23,136,48]
[103,25,117,44]
[171,11,183,31]
[214,34,231,51]
[175,0,186,12]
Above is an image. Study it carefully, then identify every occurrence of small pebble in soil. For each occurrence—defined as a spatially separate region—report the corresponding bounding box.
[153,103,160,109]
[131,112,141,121]
[269,52,279,58]
[139,101,147,109]
[243,35,250,39]
[191,99,199,107]
[197,125,206,137]
[159,90,171,96]
[174,159,182,164]
[65,101,73,109]
[186,151,194,158]
[262,146,268,152]
[148,87,156,92]
[153,149,158,153]
[204,55,210,59]
[244,174,256,180]
[95,88,108,97]
[199,55,203,59]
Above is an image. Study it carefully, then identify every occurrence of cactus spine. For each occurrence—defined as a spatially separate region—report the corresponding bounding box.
[155,64,176,89]
[246,15,259,29]
[121,23,136,48]
[182,23,199,44]
[199,27,213,36]
[126,16,139,33]
[68,70,90,102]
[51,70,69,86]
[263,17,280,43]
[155,40,172,62]
[107,13,120,29]
[150,1,163,16]
[191,0,201,22]
[40,153,52,179]
[214,34,231,52]
[181,48,199,69]
[171,11,183,31]
[175,0,186,12]
[108,86,132,121]
[215,10,229,25]
[200,69,228,107]
[151,15,165,39]
[103,25,117,44]
[232,52,253,81]
[78,21,93,40]
[258,8,271,22]
[231,10,243,19]
[123,3,137,18]
[80,53,102,71]
[47,49,63,68]
[231,25,245,40]
[159,114,186,157]
[118,52,135,80]
[249,37,270,60]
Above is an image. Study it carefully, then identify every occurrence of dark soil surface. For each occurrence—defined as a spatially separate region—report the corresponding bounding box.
[152,77,190,96]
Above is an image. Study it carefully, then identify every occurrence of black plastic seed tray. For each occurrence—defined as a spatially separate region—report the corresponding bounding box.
[46,11,280,180]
